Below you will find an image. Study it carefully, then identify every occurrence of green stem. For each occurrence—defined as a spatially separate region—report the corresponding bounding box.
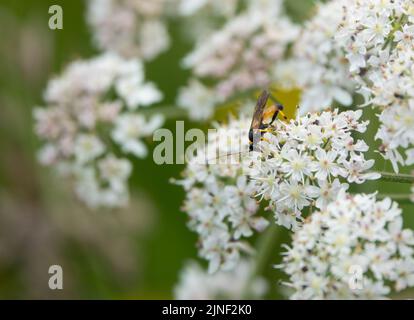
[378,194,411,200]
[243,223,280,298]
[378,171,414,184]
[377,193,413,204]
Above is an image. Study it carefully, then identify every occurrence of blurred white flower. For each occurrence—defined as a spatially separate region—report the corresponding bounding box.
[37,143,59,166]
[180,0,299,106]
[73,164,130,209]
[114,59,163,109]
[74,134,105,164]
[34,53,163,208]
[98,154,132,191]
[139,20,170,60]
[176,0,241,42]
[278,192,414,299]
[174,259,267,299]
[177,79,219,120]
[112,113,164,158]
[177,0,239,17]
[247,109,380,230]
[175,116,268,273]
[86,0,170,60]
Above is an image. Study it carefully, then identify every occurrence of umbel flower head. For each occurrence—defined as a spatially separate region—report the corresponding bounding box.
[175,116,268,273]
[274,0,355,114]
[334,0,414,172]
[178,0,299,120]
[86,0,170,60]
[247,109,380,230]
[174,259,267,299]
[34,53,163,208]
[278,191,414,299]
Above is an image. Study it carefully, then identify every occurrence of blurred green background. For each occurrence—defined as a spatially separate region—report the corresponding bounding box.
[0,0,198,299]
[0,0,412,299]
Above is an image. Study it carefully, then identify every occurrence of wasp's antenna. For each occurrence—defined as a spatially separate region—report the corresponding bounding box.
[276,104,288,120]
[267,91,287,120]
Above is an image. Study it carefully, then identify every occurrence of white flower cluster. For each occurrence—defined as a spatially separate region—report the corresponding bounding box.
[178,1,299,120]
[279,192,414,299]
[176,0,242,42]
[174,259,267,299]
[247,109,380,230]
[86,0,170,60]
[34,53,163,208]
[275,0,355,114]
[175,117,268,273]
[176,79,219,121]
[335,0,414,172]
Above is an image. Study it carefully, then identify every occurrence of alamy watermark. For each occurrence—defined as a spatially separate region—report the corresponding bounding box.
[152,121,263,165]
[48,5,63,30]
[348,264,364,291]
[48,265,63,290]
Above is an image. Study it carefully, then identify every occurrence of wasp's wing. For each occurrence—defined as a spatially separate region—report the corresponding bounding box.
[250,90,269,130]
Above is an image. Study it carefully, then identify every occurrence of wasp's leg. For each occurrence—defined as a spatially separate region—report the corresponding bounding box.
[270,105,287,125]
[259,128,273,133]
[248,128,254,144]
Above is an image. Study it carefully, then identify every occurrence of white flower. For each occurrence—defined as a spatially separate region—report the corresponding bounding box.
[178,0,239,17]
[335,0,414,171]
[276,0,355,114]
[114,60,162,109]
[177,79,219,120]
[34,53,163,208]
[343,157,380,184]
[387,216,414,256]
[281,150,313,182]
[279,192,414,299]
[139,20,170,60]
[174,259,267,299]
[112,114,164,158]
[248,109,380,229]
[182,1,299,99]
[277,0,413,171]
[313,179,348,210]
[74,166,102,209]
[37,144,59,166]
[175,116,266,272]
[360,14,391,45]
[74,134,105,164]
[74,165,129,209]
[86,0,170,60]
[98,154,132,192]
[375,99,414,172]
[312,150,344,181]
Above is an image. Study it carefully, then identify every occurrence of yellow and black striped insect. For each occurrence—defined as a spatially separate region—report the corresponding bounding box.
[208,90,289,162]
[248,90,287,151]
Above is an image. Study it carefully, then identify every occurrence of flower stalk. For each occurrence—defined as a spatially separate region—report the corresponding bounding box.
[243,223,280,298]
[377,172,414,184]
[377,193,412,204]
